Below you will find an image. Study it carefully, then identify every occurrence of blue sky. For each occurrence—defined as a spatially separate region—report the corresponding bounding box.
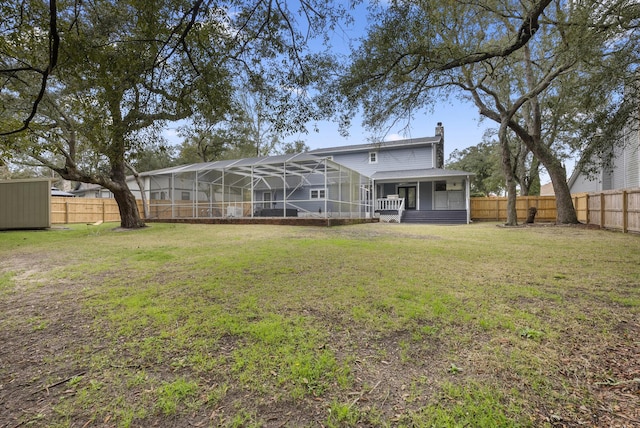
[297,2,494,160]
[290,102,492,161]
[164,2,495,163]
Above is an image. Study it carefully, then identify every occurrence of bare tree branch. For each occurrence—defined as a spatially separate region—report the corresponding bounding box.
[438,0,552,71]
[1,0,60,137]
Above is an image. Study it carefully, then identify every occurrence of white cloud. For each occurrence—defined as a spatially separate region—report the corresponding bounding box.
[383,133,403,141]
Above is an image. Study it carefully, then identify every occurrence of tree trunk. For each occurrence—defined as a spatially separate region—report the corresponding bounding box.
[547,161,578,224]
[500,121,518,226]
[112,184,145,228]
[108,158,145,228]
[126,162,149,219]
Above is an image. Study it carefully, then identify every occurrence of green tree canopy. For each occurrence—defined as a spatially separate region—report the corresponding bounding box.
[328,0,639,224]
[447,139,504,196]
[1,0,343,228]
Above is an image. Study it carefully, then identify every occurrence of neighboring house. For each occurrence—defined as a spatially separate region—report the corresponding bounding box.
[539,182,555,196]
[569,119,640,193]
[308,123,473,224]
[70,122,474,224]
[73,181,140,199]
[51,187,75,197]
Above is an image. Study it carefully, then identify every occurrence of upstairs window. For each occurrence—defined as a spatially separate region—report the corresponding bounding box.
[369,151,378,164]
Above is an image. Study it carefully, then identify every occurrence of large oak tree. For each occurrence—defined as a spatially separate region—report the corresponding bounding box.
[1,0,341,228]
[330,0,639,224]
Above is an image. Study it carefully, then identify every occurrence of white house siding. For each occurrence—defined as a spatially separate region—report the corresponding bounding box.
[570,117,640,194]
[570,173,601,193]
[583,139,640,192]
[611,134,639,189]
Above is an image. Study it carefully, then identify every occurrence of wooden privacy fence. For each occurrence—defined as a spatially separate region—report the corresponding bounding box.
[54,190,640,233]
[471,189,640,233]
[51,197,144,224]
[471,196,558,223]
[577,189,640,234]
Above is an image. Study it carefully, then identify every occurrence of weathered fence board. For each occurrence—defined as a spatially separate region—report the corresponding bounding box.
[472,189,640,234]
[470,196,558,222]
[585,188,640,234]
[51,197,144,224]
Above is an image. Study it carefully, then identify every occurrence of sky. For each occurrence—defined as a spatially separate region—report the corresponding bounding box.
[278,2,495,162]
[164,99,493,162]
[164,2,496,164]
[293,102,492,161]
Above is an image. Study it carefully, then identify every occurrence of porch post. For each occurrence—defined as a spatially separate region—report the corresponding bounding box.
[171,173,175,218]
[324,159,328,218]
[370,178,375,218]
[251,166,254,218]
[194,171,198,218]
[466,175,471,224]
[338,164,342,218]
[222,169,226,217]
[372,179,377,214]
[283,161,287,218]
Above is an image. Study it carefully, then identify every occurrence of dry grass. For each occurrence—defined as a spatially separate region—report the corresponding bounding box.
[0,222,638,427]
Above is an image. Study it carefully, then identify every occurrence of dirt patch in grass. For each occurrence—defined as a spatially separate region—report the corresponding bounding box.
[585,320,640,427]
[1,224,639,427]
[0,254,93,426]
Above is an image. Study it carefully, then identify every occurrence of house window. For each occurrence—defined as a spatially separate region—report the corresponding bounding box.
[310,189,326,199]
[263,192,272,208]
[181,191,190,200]
[435,181,447,191]
[369,151,378,164]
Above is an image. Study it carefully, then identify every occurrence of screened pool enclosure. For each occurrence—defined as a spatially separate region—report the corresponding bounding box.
[141,153,373,220]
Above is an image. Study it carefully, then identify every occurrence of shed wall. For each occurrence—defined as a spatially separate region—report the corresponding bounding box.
[0,179,51,229]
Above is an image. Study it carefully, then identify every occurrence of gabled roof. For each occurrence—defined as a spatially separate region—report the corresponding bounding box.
[308,136,442,155]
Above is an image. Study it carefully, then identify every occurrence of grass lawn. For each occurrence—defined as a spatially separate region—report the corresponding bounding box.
[0,222,638,427]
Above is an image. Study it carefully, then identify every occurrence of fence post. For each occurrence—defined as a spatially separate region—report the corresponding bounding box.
[65,200,69,224]
[600,193,605,228]
[102,199,106,223]
[622,190,628,233]
[585,194,589,225]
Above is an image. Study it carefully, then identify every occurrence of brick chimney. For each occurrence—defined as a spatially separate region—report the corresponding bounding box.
[435,122,444,168]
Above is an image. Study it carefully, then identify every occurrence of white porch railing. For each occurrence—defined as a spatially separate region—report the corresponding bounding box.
[375,197,405,223]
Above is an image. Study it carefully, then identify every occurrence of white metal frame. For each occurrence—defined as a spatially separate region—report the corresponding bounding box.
[143,154,373,220]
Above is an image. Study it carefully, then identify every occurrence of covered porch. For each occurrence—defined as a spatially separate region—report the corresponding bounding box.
[372,169,473,224]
